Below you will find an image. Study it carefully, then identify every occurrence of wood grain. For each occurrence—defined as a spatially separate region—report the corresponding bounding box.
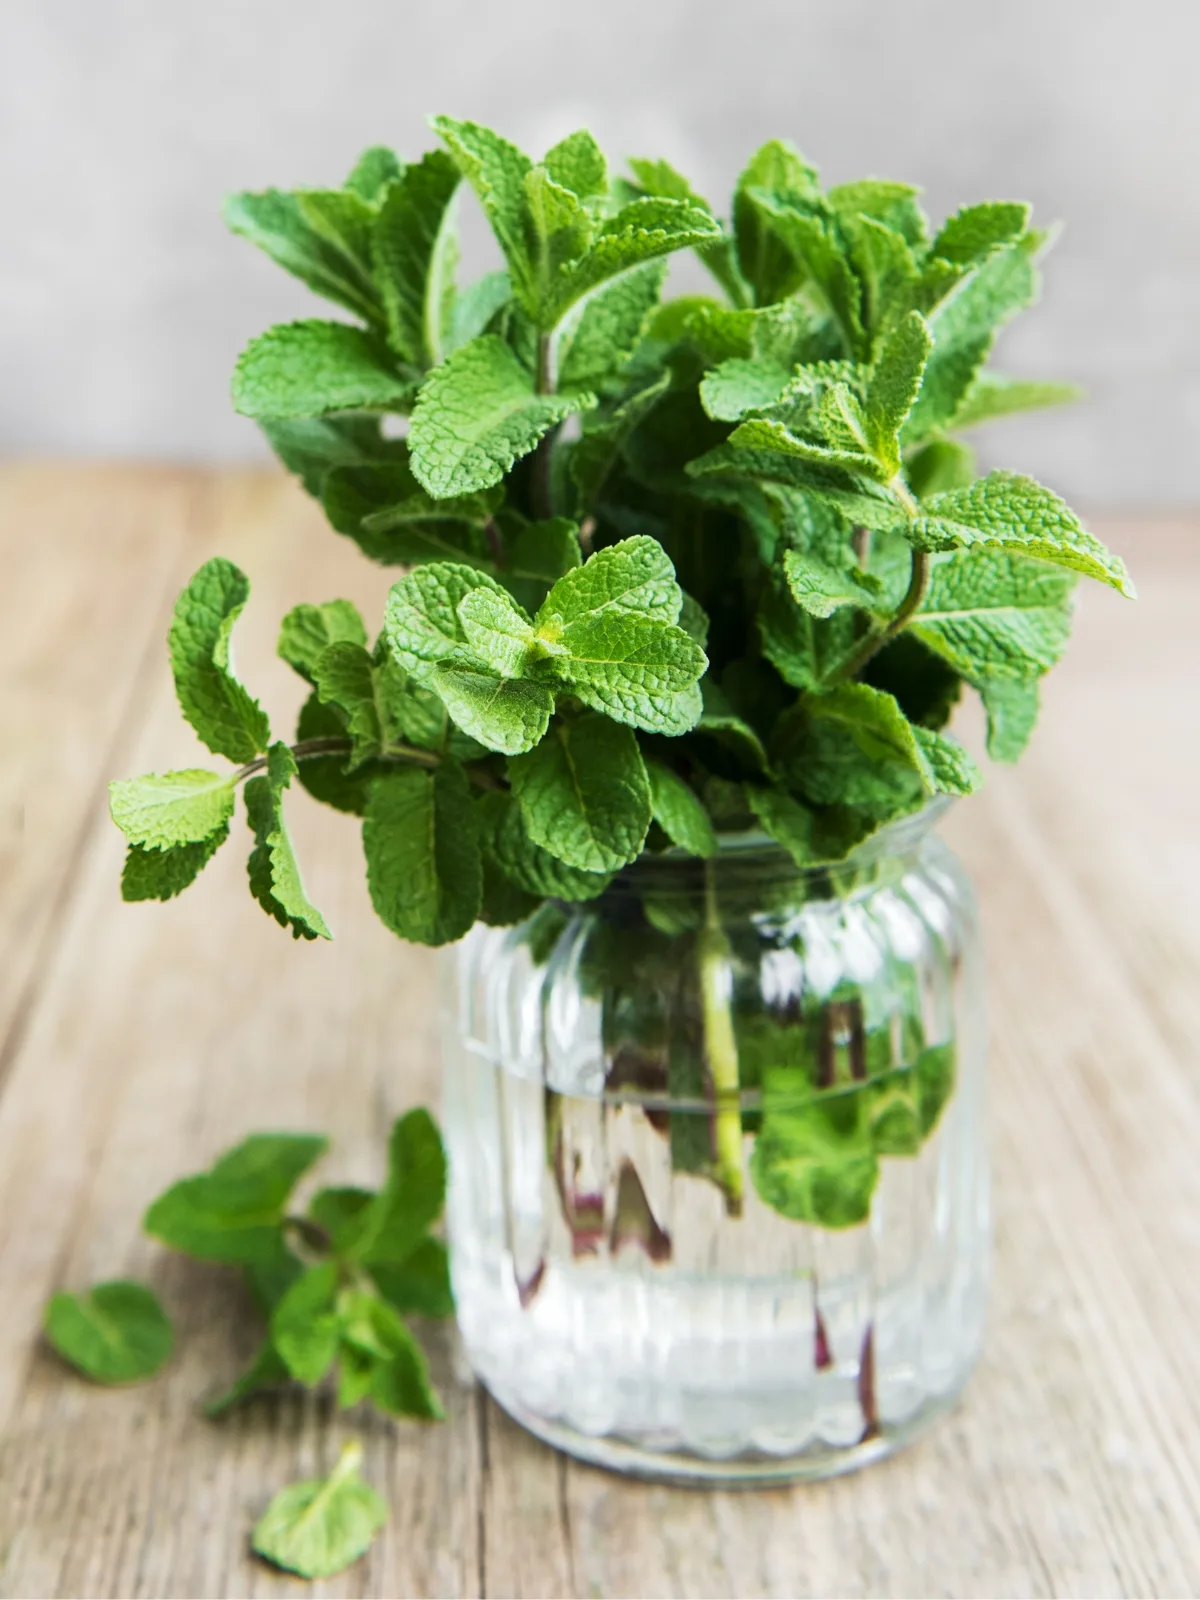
[0,466,1194,1598]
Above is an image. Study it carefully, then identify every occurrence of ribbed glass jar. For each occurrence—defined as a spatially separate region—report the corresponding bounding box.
[440,803,988,1484]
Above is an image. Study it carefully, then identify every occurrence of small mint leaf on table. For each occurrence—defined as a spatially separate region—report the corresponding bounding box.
[340,1109,448,1267]
[120,825,231,902]
[646,760,717,858]
[364,763,481,945]
[369,1237,455,1320]
[371,148,461,368]
[44,1282,173,1385]
[277,599,367,683]
[168,557,270,762]
[232,320,417,419]
[271,1263,341,1385]
[245,743,332,940]
[252,1440,387,1581]
[912,471,1135,596]
[509,712,651,873]
[407,335,592,498]
[109,771,235,850]
[144,1132,328,1264]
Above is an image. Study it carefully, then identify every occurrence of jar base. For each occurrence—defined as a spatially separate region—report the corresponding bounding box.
[481,1373,970,1488]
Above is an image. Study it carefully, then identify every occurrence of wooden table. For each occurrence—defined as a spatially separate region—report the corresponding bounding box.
[2,464,1196,1598]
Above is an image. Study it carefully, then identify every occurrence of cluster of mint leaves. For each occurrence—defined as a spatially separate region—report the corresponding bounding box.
[109,117,1132,948]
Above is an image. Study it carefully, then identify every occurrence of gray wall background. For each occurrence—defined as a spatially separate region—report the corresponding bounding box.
[2,0,1197,505]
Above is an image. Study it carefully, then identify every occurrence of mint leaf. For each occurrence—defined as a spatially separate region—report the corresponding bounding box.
[144,1133,328,1264]
[44,1282,173,1385]
[447,270,513,353]
[475,790,612,899]
[914,471,1135,596]
[363,763,481,945]
[371,149,460,367]
[557,262,666,391]
[408,335,591,497]
[431,117,537,312]
[432,665,554,754]
[323,457,498,567]
[271,1263,341,1385]
[500,517,582,610]
[723,415,880,484]
[252,1441,388,1581]
[906,438,977,499]
[384,561,512,678]
[278,599,367,683]
[121,825,230,902]
[757,578,860,691]
[245,743,331,940]
[912,725,981,794]
[457,587,535,676]
[628,156,747,305]
[339,1293,444,1419]
[732,139,822,306]
[783,549,882,618]
[646,761,716,858]
[542,613,706,734]
[224,189,383,326]
[259,414,403,497]
[168,557,270,762]
[695,683,771,774]
[509,712,651,872]
[293,693,374,816]
[751,1080,878,1228]
[232,320,416,419]
[344,146,403,203]
[949,372,1082,431]
[341,1109,446,1266]
[931,201,1030,266]
[110,770,235,850]
[313,643,383,766]
[750,198,866,357]
[569,371,671,507]
[522,167,593,308]
[537,534,682,626]
[699,358,792,422]
[369,1237,454,1320]
[978,675,1040,762]
[546,197,722,329]
[843,217,919,342]
[546,130,608,204]
[865,310,931,474]
[911,550,1074,679]
[830,179,928,248]
[746,785,819,865]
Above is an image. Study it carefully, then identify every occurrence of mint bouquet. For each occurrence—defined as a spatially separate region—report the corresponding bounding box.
[110,118,1133,945]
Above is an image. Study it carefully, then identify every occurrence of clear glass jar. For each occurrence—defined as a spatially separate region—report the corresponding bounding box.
[440,802,988,1484]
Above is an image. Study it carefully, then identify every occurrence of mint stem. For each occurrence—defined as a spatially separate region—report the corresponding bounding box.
[233,738,505,790]
[832,545,929,684]
[698,859,744,1216]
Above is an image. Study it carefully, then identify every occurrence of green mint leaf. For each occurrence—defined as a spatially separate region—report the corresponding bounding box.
[369,1237,454,1320]
[949,372,1082,431]
[224,189,383,326]
[757,579,860,691]
[278,599,367,683]
[522,167,593,308]
[557,261,666,392]
[259,414,403,497]
[337,1292,444,1419]
[931,201,1030,266]
[695,682,771,774]
[750,198,866,357]
[911,725,981,795]
[725,415,880,482]
[243,1240,307,1318]
[537,534,682,626]
[814,684,980,797]
[543,613,707,734]
[978,675,1040,762]
[456,587,535,676]
[904,238,1039,439]
[570,370,671,508]
[323,456,498,567]
[144,1133,328,1264]
[545,130,608,204]
[916,1042,956,1136]
[829,179,928,248]
[120,825,230,902]
[252,1440,388,1581]
[474,790,612,900]
[363,763,481,945]
[914,471,1135,596]
[232,320,416,419]
[44,1282,173,1385]
[865,310,931,474]
[205,1338,291,1418]
[447,269,513,353]
[408,335,592,497]
[431,116,537,312]
[245,743,332,940]
[168,557,271,762]
[343,1109,447,1266]
[843,216,920,343]
[499,516,582,611]
[384,561,512,678]
[312,643,383,766]
[270,1262,341,1385]
[110,771,234,850]
[646,761,717,857]
[431,664,553,754]
[371,149,460,367]
[751,1078,879,1228]
[745,785,820,865]
[307,1186,374,1250]
[699,357,792,422]
[783,549,882,618]
[509,712,651,872]
[293,693,373,816]
[906,438,977,499]
[911,550,1074,680]
[546,197,722,329]
[732,139,822,306]
[344,146,403,203]
[628,157,748,305]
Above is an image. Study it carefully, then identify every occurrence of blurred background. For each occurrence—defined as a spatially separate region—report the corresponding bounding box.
[1,0,1197,506]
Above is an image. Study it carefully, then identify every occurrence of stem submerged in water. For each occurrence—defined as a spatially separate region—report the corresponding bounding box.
[699,859,744,1216]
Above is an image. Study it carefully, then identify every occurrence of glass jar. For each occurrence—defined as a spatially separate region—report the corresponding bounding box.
[440,802,988,1484]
